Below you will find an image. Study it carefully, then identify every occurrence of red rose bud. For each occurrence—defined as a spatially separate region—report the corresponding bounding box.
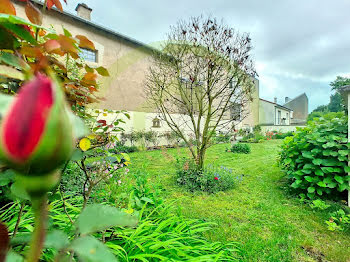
[214,177,219,180]
[0,74,74,175]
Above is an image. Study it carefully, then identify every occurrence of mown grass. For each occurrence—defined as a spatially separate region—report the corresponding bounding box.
[127,140,350,262]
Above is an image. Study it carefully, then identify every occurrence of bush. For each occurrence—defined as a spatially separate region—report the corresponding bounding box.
[213,132,232,144]
[279,113,350,199]
[240,127,265,143]
[266,131,293,140]
[230,143,251,154]
[113,141,138,153]
[175,158,241,193]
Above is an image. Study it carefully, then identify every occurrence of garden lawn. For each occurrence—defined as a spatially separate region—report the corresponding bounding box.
[127,140,350,262]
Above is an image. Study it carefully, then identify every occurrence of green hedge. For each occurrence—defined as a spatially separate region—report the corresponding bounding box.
[279,113,350,199]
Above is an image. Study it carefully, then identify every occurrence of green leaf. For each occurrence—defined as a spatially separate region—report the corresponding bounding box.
[5,251,24,262]
[0,169,15,186]
[307,187,315,193]
[10,182,29,201]
[120,153,130,162]
[317,181,326,187]
[302,151,313,159]
[321,159,338,167]
[45,230,69,250]
[284,158,292,165]
[316,188,323,196]
[344,165,350,173]
[70,149,85,161]
[303,163,314,169]
[76,204,138,235]
[0,52,26,69]
[315,169,324,176]
[71,236,118,262]
[323,150,331,156]
[96,66,110,76]
[312,159,322,166]
[338,183,348,192]
[0,22,35,44]
[327,182,337,189]
[334,175,344,184]
[338,150,348,156]
[304,176,313,182]
[0,14,47,29]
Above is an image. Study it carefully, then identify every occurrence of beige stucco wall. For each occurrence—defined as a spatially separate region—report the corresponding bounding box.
[259,100,275,125]
[14,2,154,113]
[240,77,259,128]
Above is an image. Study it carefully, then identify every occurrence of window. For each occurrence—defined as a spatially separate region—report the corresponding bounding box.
[277,110,281,125]
[152,117,161,128]
[231,103,242,121]
[80,48,98,63]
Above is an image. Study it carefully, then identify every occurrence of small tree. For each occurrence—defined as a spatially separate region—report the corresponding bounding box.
[146,16,257,169]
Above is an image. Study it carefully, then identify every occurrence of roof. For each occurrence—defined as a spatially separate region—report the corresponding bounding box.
[284,92,308,105]
[260,98,292,111]
[15,0,159,54]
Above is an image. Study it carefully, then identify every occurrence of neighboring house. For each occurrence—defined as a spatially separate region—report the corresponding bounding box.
[259,98,292,126]
[283,93,309,125]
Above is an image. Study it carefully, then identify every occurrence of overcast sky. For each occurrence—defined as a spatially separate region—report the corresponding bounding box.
[63,0,350,111]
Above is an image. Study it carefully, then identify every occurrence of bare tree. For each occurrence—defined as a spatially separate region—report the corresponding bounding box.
[146,16,257,169]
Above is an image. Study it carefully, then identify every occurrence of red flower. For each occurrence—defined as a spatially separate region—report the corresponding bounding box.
[2,74,53,163]
[0,74,75,174]
[214,177,219,180]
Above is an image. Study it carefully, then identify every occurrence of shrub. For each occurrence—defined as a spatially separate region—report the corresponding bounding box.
[162,130,183,146]
[266,131,294,140]
[113,141,138,153]
[213,132,232,144]
[175,158,241,193]
[274,131,293,139]
[279,113,350,199]
[230,143,251,154]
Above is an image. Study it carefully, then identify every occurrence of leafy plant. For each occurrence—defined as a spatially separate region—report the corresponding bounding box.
[213,132,232,144]
[229,143,251,154]
[112,141,138,153]
[326,208,350,232]
[309,199,331,211]
[279,113,350,199]
[175,158,241,193]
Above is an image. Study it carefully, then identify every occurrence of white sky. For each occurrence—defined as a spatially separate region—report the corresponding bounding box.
[62,0,350,111]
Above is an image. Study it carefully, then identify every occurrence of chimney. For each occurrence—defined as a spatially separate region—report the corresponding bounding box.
[285,97,290,103]
[75,3,92,20]
[274,97,277,104]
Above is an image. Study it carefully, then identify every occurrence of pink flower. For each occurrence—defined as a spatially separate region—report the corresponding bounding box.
[214,177,219,181]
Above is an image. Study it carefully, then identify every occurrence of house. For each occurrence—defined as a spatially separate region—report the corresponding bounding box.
[283,93,309,125]
[259,98,292,126]
[13,1,260,134]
